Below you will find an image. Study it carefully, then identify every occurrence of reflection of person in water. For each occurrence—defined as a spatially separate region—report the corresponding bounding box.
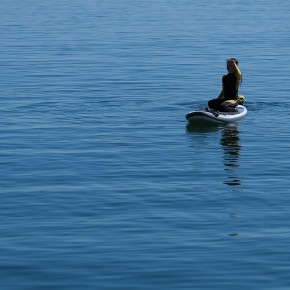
[220,125,242,188]
[186,122,243,190]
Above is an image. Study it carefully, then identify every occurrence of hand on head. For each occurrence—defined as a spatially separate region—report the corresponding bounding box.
[227,58,238,65]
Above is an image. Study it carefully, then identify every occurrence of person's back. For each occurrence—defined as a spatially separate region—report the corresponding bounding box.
[208,58,242,112]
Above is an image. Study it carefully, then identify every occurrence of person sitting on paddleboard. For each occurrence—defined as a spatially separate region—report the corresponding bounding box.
[208,58,243,112]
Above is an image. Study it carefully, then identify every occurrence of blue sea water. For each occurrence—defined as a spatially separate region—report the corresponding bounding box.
[1,0,290,289]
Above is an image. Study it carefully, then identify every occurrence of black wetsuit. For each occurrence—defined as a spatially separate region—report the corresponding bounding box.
[208,73,239,111]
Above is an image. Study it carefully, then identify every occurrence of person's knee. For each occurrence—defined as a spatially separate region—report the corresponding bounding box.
[208,99,215,108]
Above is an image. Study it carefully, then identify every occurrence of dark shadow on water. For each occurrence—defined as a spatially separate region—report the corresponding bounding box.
[220,125,242,189]
[186,120,222,133]
[186,121,243,190]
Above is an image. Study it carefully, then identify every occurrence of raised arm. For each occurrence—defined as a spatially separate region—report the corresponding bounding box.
[233,61,242,84]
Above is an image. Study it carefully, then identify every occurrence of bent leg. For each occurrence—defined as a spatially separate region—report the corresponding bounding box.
[208,99,223,110]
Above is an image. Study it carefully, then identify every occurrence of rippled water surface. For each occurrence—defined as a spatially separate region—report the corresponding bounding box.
[1,1,290,289]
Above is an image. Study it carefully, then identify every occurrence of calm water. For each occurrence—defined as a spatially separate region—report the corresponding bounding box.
[1,0,290,289]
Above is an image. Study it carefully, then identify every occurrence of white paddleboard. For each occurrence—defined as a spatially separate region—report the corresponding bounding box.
[186,105,247,124]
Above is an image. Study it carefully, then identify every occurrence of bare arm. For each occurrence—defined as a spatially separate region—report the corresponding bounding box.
[233,61,242,83]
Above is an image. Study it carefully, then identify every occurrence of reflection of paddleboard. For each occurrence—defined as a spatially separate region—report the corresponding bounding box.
[186,105,247,124]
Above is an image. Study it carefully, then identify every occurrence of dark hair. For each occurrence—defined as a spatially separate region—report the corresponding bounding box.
[228,58,238,65]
